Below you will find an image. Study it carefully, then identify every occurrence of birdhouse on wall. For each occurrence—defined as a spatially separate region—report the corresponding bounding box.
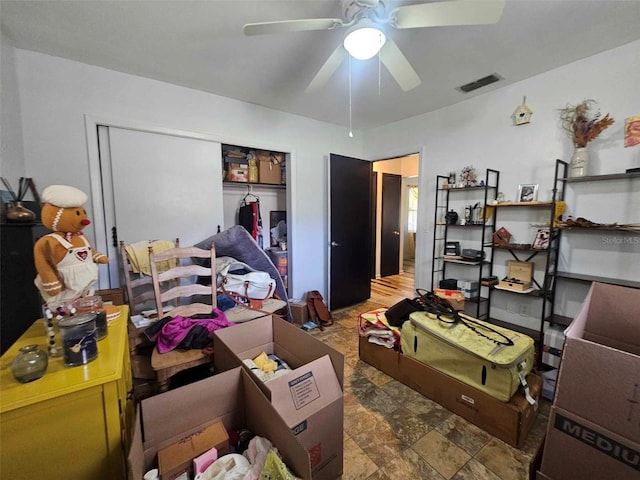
[512,97,533,126]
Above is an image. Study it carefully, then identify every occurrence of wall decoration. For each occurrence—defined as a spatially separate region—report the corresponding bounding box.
[512,96,533,126]
[624,116,640,148]
[517,184,538,202]
[532,228,550,250]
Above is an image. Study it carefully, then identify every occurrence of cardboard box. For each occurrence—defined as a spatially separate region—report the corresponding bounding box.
[540,406,640,480]
[157,421,229,480]
[128,367,312,480]
[227,167,248,182]
[259,160,282,184]
[543,325,565,368]
[541,369,558,402]
[498,260,533,291]
[434,289,465,310]
[214,316,344,480]
[358,336,540,448]
[554,282,640,443]
[289,300,309,326]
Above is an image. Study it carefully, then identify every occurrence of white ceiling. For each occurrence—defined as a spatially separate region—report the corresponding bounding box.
[2,0,640,129]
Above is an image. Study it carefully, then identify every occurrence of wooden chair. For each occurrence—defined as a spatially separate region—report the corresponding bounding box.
[148,244,217,392]
[119,238,179,315]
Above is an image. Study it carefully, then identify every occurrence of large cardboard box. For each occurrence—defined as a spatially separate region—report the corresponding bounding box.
[259,159,282,184]
[214,316,344,480]
[554,282,640,443]
[359,336,540,448]
[540,406,640,480]
[128,367,312,480]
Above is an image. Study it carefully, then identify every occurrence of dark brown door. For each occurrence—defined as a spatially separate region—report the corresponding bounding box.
[329,153,372,310]
[380,173,402,277]
[370,172,378,279]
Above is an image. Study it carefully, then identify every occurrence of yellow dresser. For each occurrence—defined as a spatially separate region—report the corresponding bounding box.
[0,306,133,479]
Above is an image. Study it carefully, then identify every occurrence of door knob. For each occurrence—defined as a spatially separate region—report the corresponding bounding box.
[393,231,400,236]
[330,241,340,247]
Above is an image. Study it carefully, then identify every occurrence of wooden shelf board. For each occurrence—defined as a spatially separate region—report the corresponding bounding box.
[490,201,553,207]
[438,185,497,191]
[560,171,640,183]
[442,258,488,266]
[555,271,640,289]
[557,226,639,234]
[223,181,285,189]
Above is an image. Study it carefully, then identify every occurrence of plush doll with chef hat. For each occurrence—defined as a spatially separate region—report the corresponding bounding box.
[33,185,108,303]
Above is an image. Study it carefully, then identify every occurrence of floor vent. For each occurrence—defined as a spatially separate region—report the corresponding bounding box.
[457,73,502,93]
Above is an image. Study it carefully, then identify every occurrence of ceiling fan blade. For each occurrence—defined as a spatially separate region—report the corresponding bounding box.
[392,0,505,29]
[243,18,343,36]
[378,39,421,92]
[305,45,345,94]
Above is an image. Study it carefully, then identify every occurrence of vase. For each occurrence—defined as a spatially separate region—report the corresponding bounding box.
[5,201,36,222]
[445,209,459,225]
[11,344,49,383]
[569,147,589,178]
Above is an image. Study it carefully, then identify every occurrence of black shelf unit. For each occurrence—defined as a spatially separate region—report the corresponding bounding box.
[486,162,566,368]
[431,169,499,319]
[551,159,640,315]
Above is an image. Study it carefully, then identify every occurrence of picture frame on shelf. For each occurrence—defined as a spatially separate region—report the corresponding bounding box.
[517,184,538,202]
[532,228,550,250]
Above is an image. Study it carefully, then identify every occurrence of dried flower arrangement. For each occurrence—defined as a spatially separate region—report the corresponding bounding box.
[460,166,477,187]
[559,99,615,148]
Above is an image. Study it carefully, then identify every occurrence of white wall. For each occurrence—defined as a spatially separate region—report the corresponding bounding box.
[8,48,365,300]
[6,39,639,313]
[0,34,26,183]
[365,39,640,328]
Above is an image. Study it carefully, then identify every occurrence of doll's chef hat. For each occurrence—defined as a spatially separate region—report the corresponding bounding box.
[41,185,88,208]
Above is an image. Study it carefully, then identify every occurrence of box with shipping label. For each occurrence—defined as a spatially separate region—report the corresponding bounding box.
[543,325,565,369]
[540,406,640,480]
[498,261,533,292]
[214,316,344,480]
[227,166,248,182]
[127,367,313,480]
[157,421,228,480]
[553,282,640,444]
[358,335,540,449]
[259,160,282,184]
[434,289,465,311]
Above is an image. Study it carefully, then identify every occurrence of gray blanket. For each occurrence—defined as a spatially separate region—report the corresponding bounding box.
[195,225,291,320]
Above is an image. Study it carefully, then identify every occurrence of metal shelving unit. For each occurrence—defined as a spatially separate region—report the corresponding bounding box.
[431,169,499,319]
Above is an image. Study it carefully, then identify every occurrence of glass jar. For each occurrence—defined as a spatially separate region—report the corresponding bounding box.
[11,344,48,383]
[76,295,108,340]
[59,314,99,367]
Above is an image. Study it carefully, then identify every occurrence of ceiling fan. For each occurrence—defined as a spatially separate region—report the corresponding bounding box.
[244,0,505,93]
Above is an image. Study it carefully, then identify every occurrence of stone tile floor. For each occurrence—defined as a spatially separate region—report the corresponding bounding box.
[308,299,550,480]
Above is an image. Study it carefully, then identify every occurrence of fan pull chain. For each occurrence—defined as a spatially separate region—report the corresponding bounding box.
[378,53,381,96]
[348,54,353,138]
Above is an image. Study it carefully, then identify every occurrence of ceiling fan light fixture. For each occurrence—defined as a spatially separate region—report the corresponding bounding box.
[343,25,386,60]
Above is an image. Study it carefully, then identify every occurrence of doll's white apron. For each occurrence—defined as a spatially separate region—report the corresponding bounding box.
[35,233,99,302]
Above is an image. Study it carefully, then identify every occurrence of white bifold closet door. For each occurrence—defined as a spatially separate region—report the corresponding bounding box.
[98,126,223,288]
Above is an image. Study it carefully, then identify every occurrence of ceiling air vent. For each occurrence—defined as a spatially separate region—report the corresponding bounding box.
[457,73,502,93]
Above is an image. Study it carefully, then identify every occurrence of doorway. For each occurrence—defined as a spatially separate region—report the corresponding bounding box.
[372,154,419,279]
